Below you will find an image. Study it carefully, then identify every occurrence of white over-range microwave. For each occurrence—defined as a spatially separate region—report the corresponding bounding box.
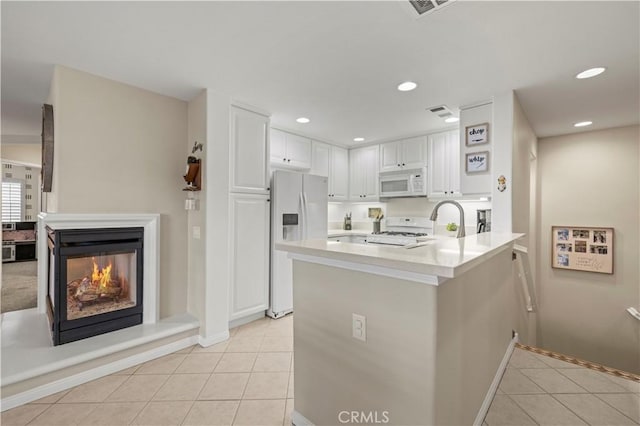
[379,167,427,198]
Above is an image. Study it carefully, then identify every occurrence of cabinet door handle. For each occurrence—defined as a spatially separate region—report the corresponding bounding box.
[283,158,287,162]
[397,164,401,167]
[287,159,291,163]
[402,163,405,166]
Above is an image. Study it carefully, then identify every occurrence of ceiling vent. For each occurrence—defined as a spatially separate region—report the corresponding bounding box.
[427,105,454,118]
[408,0,455,17]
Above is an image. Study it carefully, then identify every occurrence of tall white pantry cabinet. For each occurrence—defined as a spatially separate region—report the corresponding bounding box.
[228,105,271,321]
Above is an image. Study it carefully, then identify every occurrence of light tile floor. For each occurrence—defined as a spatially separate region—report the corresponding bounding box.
[485,347,640,426]
[3,315,639,426]
[2,315,293,426]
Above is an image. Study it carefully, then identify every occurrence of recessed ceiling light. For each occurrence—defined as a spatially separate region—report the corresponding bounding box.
[444,117,459,123]
[397,81,418,92]
[353,137,365,142]
[574,121,593,127]
[296,117,310,124]
[576,67,606,79]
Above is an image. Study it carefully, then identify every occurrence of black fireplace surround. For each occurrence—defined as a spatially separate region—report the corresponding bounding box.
[46,227,144,345]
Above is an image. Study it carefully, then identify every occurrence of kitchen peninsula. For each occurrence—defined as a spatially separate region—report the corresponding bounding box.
[276,232,523,426]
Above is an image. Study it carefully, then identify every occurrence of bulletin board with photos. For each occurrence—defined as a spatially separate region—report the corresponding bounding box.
[551,226,614,274]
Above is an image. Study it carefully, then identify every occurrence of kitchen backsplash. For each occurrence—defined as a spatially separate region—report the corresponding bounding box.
[328,198,492,233]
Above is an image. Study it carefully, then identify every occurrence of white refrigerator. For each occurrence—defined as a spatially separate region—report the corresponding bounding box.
[269,170,328,318]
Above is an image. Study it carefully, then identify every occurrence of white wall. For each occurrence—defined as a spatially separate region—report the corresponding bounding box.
[187,91,207,332]
[536,125,639,374]
[492,92,515,233]
[0,143,41,167]
[510,93,538,345]
[460,102,493,198]
[203,90,232,341]
[45,66,189,319]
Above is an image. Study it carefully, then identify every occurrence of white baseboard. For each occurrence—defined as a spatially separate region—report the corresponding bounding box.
[228,311,265,329]
[473,333,519,426]
[292,410,315,426]
[1,335,198,412]
[198,330,230,347]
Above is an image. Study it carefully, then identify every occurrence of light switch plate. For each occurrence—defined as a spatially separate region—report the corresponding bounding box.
[192,226,201,240]
[352,313,366,342]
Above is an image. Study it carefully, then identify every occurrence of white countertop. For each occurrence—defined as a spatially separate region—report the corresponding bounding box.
[277,232,524,280]
[327,229,373,237]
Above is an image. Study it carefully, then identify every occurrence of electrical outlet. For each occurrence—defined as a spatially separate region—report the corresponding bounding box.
[352,313,366,342]
[192,226,201,240]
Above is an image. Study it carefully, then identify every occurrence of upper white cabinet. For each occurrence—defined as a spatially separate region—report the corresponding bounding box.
[349,145,379,200]
[379,136,427,172]
[311,142,349,200]
[230,106,270,194]
[330,146,349,200]
[311,141,330,177]
[271,128,312,170]
[229,193,270,321]
[427,130,461,198]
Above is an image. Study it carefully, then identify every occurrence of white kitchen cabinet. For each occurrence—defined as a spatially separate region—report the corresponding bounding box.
[311,141,331,177]
[271,128,312,170]
[311,141,349,200]
[427,130,461,198]
[229,193,270,321]
[330,146,349,200]
[379,136,427,172]
[230,106,270,194]
[349,145,379,200]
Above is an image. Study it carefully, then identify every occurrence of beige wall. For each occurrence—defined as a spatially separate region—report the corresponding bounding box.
[46,66,189,318]
[510,94,539,345]
[293,248,515,425]
[0,143,41,166]
[536,125,639,374]
[187,91,207,330]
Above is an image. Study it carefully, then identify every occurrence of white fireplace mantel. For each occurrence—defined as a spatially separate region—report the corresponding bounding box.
[37,213,161,324]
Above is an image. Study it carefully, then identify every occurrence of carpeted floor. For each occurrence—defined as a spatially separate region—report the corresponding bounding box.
[2,260,37,313]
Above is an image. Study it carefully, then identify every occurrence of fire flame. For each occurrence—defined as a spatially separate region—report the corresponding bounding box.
[91,259,113,290]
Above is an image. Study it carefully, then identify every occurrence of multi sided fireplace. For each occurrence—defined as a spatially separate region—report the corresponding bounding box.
[46,227,144,345]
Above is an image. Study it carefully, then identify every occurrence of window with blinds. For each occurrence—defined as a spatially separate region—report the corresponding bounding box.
[2,180,23,222]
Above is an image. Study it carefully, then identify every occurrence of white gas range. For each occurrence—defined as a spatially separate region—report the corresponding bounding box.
[366,217,433,247]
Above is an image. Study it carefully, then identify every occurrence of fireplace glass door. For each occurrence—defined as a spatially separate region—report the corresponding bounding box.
[66,251,137,320]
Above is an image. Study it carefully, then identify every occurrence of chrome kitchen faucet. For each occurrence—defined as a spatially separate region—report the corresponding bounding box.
[429,200,466,238]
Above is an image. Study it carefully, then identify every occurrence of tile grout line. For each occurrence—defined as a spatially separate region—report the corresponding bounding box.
[129,362,181,425]
[547,393,595,426]
[503,350,639,426]
[498,393,541,426]
[589,392,640,425]
[231,326,264,426]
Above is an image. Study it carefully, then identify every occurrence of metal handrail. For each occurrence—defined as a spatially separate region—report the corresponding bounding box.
[513,244,536,313]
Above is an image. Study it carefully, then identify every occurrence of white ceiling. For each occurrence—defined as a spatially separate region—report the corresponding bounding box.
[2,1,639,146]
